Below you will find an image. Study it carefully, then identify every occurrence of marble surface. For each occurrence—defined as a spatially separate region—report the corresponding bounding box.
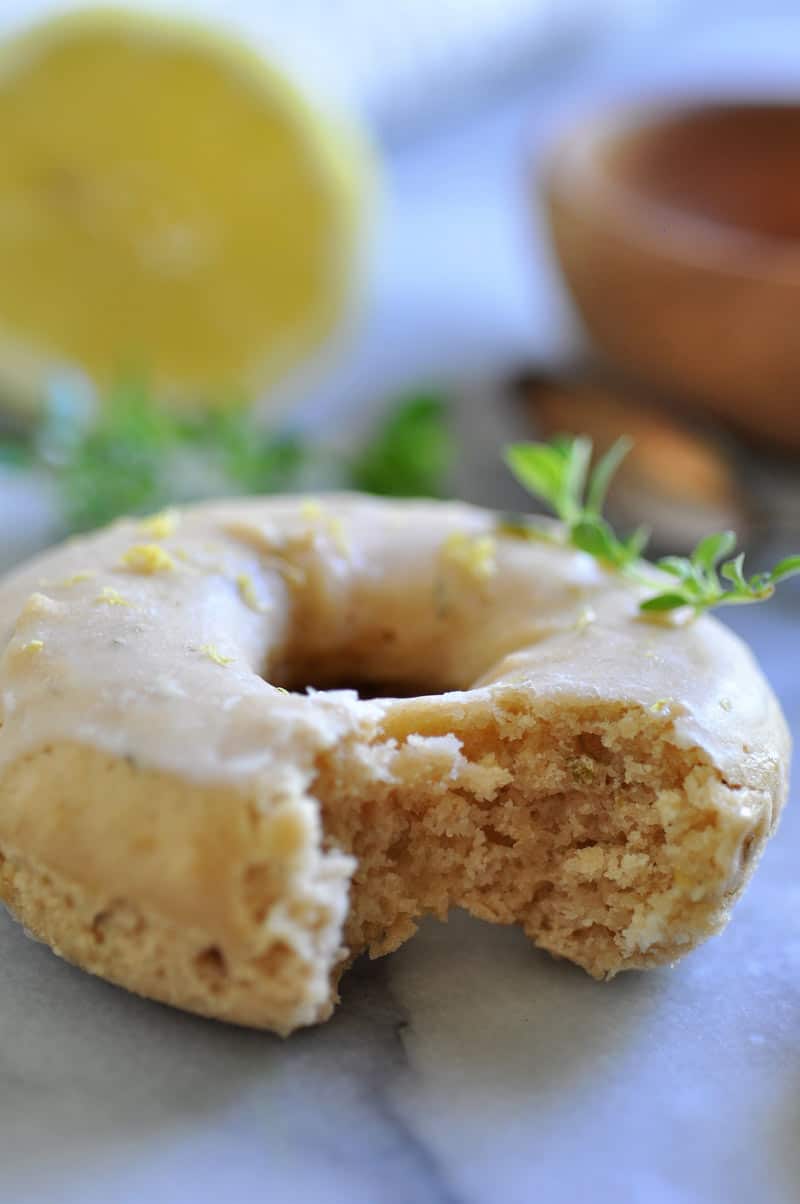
[1,8,800,1203]
[1,594,799,1204]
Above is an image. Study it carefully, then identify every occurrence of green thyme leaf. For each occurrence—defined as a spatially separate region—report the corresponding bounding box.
[507,434,647,570]
[692,530,737,576]
[560,435,592,522]
[348,393,451,498]
[56,377,172,531]
[505,434,799,617]
[769,555,800,584]
[622,525,650,562]
[658,555,692,578]
[585,435,632,516]
[1,377,453,536]
[571,516,619,563]
[505,443,569,514]
[640,592,694,612]
[720,553,747,592]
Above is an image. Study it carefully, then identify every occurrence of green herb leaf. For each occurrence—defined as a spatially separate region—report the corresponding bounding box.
[720,553,747,592]
[658,555,692,578]
[1,377,454,536]
[769,555,800,584]
[623,525,650,562]
[640,592,693,612]
[571,516,619,563]
[505,435,799,617]
[348,393,451,498]
[561,435,592,522]
[692,530,737,575]
[585,436,632,517]
[505,443,567,513]
[55,376,173,532]
[506,434,647,570]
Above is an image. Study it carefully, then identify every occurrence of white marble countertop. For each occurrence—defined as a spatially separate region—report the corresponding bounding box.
[2,8,800,1203]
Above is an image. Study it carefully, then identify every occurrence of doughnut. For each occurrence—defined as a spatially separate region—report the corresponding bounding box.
[0,495,788,1033]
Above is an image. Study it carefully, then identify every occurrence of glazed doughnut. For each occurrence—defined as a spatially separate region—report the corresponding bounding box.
[0,495,789,1033]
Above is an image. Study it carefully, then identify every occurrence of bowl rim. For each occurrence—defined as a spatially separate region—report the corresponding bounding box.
[542,98,800,284]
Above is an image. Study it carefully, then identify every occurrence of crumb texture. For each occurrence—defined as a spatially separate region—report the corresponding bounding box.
[319,693,777,980]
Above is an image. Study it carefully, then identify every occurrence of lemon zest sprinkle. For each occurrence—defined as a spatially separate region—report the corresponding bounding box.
[236,573,269,613]
[121,543,176,574]
[20,592,60,619]
[139,509,179,540]
[326,516,350,557]
[62,570,96,587]
[96,587,131,607]
[574,606,596,632]
[38,571,97,589]
[719,697,733,712]
[200,643,234,666]
[442,531,497,581]
[649,698,673,714]
[19,639,44,655]
[299,501,349,556]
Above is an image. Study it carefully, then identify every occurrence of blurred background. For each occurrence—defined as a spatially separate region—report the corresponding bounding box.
[1,0,800,574]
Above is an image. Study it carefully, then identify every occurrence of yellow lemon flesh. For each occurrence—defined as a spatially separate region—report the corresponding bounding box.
[0,11,370,410]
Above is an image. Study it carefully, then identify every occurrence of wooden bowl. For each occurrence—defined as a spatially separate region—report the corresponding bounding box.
[543,102,800,450]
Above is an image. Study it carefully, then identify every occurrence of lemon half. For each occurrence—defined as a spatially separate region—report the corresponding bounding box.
[0,9,372,411]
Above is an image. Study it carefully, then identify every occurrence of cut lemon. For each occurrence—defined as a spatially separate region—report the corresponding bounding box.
[0,9,372,412]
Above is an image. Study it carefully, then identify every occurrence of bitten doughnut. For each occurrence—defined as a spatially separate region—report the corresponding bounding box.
[0,496,789,1033]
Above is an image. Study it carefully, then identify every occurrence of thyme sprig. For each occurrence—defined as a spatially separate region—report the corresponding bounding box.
[506,436,800,615]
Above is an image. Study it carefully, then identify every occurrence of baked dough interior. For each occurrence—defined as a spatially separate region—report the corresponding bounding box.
[269,616,763,987]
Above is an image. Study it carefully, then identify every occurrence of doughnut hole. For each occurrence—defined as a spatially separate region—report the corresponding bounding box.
[282,679,438,700]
